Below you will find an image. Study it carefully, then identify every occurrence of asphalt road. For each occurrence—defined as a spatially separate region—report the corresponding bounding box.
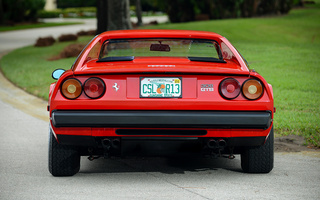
[0,18,320,200]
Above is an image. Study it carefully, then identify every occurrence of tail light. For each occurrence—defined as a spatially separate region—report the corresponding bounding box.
[242,79,263,100]
[61,78,82,99]
[219,78,241,99]
[83,77,105,99]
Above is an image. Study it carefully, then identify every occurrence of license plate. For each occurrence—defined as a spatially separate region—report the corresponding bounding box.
[140,77,182,98]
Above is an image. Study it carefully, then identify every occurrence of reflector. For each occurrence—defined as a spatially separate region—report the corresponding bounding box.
[248,85,257,94]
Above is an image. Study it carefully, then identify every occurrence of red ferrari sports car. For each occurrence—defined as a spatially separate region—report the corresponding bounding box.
[48,29,274,176]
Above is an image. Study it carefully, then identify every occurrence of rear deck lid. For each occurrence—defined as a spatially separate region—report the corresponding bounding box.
[74,56,249,75]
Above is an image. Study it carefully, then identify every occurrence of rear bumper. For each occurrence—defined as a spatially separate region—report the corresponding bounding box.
[56,135,266,147]
[52,110,272,129]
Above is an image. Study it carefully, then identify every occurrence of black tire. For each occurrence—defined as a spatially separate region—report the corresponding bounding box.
[48,127,80,176]
[241,126,274,173]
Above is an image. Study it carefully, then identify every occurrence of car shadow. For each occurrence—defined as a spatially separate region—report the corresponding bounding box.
[79,155,243,175]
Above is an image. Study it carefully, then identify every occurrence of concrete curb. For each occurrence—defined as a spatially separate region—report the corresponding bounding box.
[0,52,48,122]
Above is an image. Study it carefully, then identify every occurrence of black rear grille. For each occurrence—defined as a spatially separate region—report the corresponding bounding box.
[116,129,207,136]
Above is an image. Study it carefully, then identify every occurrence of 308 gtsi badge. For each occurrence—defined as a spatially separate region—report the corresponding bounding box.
[48,29,275,176]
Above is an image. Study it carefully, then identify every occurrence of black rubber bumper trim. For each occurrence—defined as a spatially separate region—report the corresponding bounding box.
[52,110,271,129]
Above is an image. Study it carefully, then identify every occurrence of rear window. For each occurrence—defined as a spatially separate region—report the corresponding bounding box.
[99,39,223,61]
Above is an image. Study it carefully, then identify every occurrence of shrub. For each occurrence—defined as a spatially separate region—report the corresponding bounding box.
[34,36,55,47]
[38,10,62,18]
[77,29,97,36]
[59,44,86,58]
[58,34,78,42]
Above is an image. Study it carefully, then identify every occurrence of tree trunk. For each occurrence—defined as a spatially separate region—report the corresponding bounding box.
[97,0,108,34]
[107,0,132,31]
[136,0,143,26]
[0,0,3,25]
[96,0,132,34]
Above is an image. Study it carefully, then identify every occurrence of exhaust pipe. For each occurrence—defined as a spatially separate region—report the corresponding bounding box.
[207,139,217,149]
[102,138,111,149]
[218,139,226,147]
[111,138,121,149]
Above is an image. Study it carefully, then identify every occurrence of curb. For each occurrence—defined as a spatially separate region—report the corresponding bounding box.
[0,52,48,122]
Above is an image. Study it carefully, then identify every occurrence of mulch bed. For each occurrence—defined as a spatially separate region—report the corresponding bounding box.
[48,43,86,61]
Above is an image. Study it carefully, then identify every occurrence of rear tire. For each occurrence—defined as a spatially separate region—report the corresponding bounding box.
[241,126,274,173]
[48,127,80,176]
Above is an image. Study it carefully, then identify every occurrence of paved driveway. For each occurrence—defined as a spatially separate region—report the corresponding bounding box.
[0,16,169,53]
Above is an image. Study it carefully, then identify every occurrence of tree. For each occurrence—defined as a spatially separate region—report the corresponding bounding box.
[162,0,293,22]
[1,0,45,25]
[166,0,196,23]
[0,0,3,24]
[96,0,132,34]
[97,0,108,34]
[135,0,143,26]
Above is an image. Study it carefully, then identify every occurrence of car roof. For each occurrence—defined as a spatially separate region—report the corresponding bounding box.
[98,29,224,40]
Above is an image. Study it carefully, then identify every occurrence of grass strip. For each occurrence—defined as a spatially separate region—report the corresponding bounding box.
[0,36,92,99]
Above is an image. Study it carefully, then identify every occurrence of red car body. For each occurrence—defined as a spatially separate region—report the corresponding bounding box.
[48,30,274,176]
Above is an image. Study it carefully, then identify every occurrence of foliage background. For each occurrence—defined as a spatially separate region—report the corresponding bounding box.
[0,0,45,24]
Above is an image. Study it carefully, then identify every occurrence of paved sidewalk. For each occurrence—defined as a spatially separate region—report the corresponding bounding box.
[0,18,96,53]
[0,16,169,53]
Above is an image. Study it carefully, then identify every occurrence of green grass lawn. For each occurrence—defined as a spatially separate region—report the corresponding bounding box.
[0,36,92,99]
[0,5,319,147]
[0,22,83,32]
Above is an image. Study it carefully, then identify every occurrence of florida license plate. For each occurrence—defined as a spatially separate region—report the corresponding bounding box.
[140,77,182,98]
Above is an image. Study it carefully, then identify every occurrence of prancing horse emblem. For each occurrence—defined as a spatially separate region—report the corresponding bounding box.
[113,83,119,92]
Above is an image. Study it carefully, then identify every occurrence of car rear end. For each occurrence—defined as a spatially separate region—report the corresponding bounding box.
[48,30,274,176]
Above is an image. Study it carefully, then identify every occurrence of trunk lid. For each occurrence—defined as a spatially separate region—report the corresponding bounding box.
[73,57,249,76]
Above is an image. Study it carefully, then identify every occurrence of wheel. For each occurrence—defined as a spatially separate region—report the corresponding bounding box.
[241,126,274,173]
[48,127,80,176]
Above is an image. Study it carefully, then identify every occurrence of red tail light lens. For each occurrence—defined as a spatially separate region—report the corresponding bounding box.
[242,79,263,100]
[61,78,82,99]
[84,78,105,99]
[219,78,241,99]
